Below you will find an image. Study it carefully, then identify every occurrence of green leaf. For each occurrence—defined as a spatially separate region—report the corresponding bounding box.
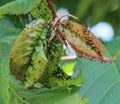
[0,17,21,104]
[9,77,88,104]
[0,18,21,39]
[0,93,4,104]
[0,0,41,18]
[74,38,120,104]
[0,43,10,104]
[0,36,17,48]
[105,37,120,72]
[0,17,21,48]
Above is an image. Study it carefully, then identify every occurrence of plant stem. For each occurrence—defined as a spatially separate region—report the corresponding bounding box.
[61,56,76,61]
[46,0,77,61]
[46,0,57,18]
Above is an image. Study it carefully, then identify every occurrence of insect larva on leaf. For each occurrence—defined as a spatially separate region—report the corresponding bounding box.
[50,14,120,62]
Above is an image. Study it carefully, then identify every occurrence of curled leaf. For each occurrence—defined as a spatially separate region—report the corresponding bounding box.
[59,20,120,62]
[10,19,48,87]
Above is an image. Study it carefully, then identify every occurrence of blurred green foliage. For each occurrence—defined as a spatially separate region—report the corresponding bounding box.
[53,0,120,36]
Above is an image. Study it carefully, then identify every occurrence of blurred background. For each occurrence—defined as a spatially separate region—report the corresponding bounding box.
[52,0,120,42]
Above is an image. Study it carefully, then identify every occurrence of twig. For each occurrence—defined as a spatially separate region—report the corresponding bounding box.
[61,56,76,61]
[46,0,76,61]
[46,0,57,18]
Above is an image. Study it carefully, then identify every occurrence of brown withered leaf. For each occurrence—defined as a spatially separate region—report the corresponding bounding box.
[59,20,120,62]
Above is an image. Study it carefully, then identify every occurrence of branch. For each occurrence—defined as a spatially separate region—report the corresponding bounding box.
[46,0,57,18]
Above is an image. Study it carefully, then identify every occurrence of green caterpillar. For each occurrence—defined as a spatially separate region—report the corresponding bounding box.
[30,0,52,21]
